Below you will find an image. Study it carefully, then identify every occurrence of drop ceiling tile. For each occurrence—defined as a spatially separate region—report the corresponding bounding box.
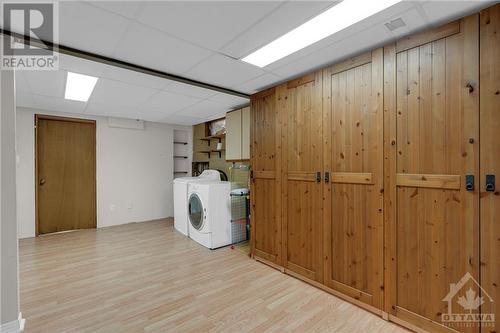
[100,65,171,90]
[157,114,203,126]
[112,22,212,75]
[177,99,228,119]
[137,1,283,51]
[59,2,130,56]
[209,93,249,109]
[418,1,492,26]
[272,24,393,78]
[89,78,157,108]
[186,53,265,89]
[85,102,143,119]
[163,81,217,99]
[141,90,202,113]
[384,8,428,39]
[21,70,67,98]
[33,95,87,114]
[222,1,336,59]
[89,1,143,19]
[265,1,417,72]
[58,53,107,78]
[235,73,282,94]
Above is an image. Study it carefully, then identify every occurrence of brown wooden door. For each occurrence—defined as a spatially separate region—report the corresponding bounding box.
[322,50,384,309]
[36,115,96,235]
[387,16,480,333]
[480,5,500,333]
[250,88,282,266]
[281,72,323,283]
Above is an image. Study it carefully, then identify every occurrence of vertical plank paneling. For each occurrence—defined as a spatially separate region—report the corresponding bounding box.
[246,6,498,332]
[383,43,397,315]
[282,71,323,283]
[393,15,479,333]
[250,88,282,266]
[480,4,500,333]
[323,49,384,309]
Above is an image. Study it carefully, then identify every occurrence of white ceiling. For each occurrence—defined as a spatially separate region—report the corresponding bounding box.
[7,1,494,125]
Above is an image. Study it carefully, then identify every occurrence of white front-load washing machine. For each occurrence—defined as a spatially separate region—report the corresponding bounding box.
[173,170,220,236]
[187,181,231,249]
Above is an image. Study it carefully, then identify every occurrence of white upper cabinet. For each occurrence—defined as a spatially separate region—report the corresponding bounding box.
[225,106,250,161]
[241,107,250,160]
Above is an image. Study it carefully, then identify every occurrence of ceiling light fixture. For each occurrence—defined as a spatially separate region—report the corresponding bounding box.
[242,0,401,67]
[64,72,98,102]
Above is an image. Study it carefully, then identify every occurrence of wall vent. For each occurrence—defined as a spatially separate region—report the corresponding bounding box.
[385,18,406,31]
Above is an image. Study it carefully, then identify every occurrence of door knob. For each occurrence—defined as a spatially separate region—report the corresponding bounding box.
[486,175,495,192]
[39,178,46,186]
[465,175,474,191]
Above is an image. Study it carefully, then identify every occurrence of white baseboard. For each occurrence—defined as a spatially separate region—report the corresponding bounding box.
[0,313,25,333]
[18,313,25,332]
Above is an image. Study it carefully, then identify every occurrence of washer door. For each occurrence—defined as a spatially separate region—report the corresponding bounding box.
[188,193,204,230]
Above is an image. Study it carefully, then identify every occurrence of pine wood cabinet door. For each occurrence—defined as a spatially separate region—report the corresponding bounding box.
[281,72,324,283]
[250,88,282,266]
[322,49,384,309]
[386,16,480,333]
[480,5,500,333]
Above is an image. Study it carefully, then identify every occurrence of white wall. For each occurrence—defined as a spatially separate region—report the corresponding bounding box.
[16,107,191,238]
[1,65,21,327]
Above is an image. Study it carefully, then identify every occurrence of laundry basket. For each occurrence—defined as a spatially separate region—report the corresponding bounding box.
[229,164,250,244]
[230,188,250,244]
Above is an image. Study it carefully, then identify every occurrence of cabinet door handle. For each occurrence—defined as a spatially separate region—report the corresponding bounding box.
[465,175,474,191]
[324,171,330,183]
[316,171,321,183]
[486,174,495,192]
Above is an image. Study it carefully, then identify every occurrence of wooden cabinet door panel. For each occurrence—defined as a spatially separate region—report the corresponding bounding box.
[323,49,384,309]
[480,5,500,333]
[250,88,282,265]
[281,73,323,283]
[392,16,479,333]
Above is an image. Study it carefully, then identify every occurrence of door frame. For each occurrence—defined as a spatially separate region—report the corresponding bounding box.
[35,114,97,236]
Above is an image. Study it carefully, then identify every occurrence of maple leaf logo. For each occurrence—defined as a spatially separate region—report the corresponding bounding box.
[457,288,484,313]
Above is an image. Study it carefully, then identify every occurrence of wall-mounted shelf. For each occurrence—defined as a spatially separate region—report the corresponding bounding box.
[173,129,191,178]
[199,133,226,145]
[197,149,225,158]
[212,149,225,158]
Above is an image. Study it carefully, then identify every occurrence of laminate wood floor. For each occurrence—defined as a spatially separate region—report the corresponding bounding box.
[19,219,409,333]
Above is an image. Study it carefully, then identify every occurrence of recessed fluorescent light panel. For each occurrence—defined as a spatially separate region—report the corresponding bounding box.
[242,0,401,67]
[64,72,98,102]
